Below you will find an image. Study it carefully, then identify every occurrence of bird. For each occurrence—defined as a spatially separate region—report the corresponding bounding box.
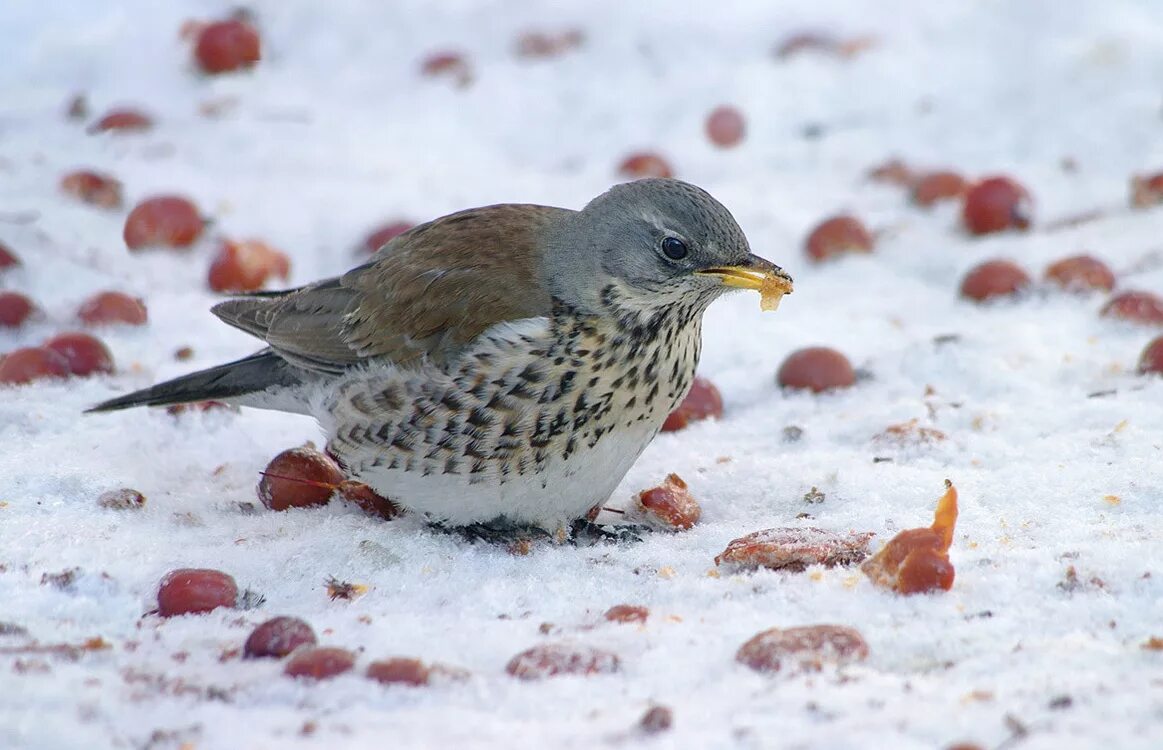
[90,178,793,534]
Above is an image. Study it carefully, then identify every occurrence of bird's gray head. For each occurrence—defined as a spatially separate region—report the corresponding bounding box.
[544,178,792,316]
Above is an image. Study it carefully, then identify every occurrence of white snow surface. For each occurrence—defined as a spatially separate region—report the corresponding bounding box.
[2,1,1163,748]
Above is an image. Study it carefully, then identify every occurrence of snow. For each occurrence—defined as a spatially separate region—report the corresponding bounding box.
[2,1,1162,748]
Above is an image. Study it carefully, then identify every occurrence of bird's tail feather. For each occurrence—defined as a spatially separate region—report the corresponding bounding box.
[86,349,302,413]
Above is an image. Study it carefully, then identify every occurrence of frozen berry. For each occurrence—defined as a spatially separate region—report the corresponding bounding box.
[895,546,956,594]
[1044,255,1115,293]
[420,52,472,88]
[77,291,148,326]
[0,347,70,384]
[194,20,261,74]
[636,474,701,530]
[258,446,345,511]
[87,108,153,134]
[124,196,203,250]
[1130,172,1163,209]
[804,216,873,262]
[961,176,1032,235]
[43,333,114,376]
[618,152,674,179]
[661,376,723,432]
[515,29,584,58]
[1100,291,1163,325]
[207,239,290,292]
[1139,336,1163,375]
[60,170,123,210]
[777,347,856,392]
[506,643,620,680]
[156,568,238,617]
[736,624,869,674]
[0,242,18,270]
[244,616,317,659]
[911,171,967,207]
[706,106,746,148]
[960,260,1031,302]
[0,292,35,328]
[362,221,414,254]
[604,605,649,624]
[366,658,429,686]
[284,647,356,680]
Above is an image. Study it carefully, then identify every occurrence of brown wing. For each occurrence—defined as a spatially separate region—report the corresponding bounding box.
[212,203,567,374]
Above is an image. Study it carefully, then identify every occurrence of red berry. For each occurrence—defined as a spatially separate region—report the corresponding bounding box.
[804,216,873,262]
[661,376,723,432]
[0,242,18,270]
[366,658,430,686]
[244,616,317,659]
[43,333,114,376]
[124,196,204,250]
[87,108,153,134]
[420,52,472,88]
[207,239,291,292]
[194,20,261,74]
[258,446,345,511]
[77,291,148,326]
[960,260,1031,302]
[706,106,746,148]
[1100,291,1163,325]
[1139,336,1163,375]
[156,568,238,617]
[961,176,1033,235]
[1130,172,1163,209]
[911,171,967,207]
[1044,255,1115,293]
[362,221,414,254]
[0,347,70,384]
[618,152,674,179]
[60,170,124,210]
[284,647,356,680]
[0,292,35,328]
[777,347,856,392]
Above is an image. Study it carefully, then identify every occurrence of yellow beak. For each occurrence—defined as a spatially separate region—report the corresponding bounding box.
[696,255,794,311]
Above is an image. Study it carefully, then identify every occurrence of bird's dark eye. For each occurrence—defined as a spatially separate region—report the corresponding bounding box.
[661,237,688,260]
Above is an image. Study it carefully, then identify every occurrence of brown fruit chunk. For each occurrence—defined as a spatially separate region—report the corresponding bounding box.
[777,347,855,392]
[515,29,584,59]
[284,647,356,680]
[1130,172,1163,209]
[506,643,620,680]
[911,171,967,207]
[43,333,114,376]
[244,616,317,659]
[866,158,915,186]
[618,152,674,179]
[60,170,124,209]
[156,568,238,616]
[258,446,345,511]
[1100,291,1163,325]
[97,488,146,510]
[0,242,19,269]
[366,657,469,686]
[87,108,153,134]
[961,176,1032,235]
[124,196,204,250]
[706,106,746,148]
[1044,255,1115,293]
[635,473,701,530]
[716,528,874,572]
[804,215,873,262]
[604,604,649,624]
[0,347,70,384]
[362,221,414,254]
[337,481,402,520]
[207,239,291,292]
[959,260,1031,302]
[0,292,35,328]
[420,52,473,88]
[736,624,869,674]
[1139,336,1163,375]
[194,20,261,74]
[639,705,673,734]
[661,376,723,432]
[77,291,148,326]
[861,480,958,594]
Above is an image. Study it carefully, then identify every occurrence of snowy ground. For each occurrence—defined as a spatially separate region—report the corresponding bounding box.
[2,1,1163,748]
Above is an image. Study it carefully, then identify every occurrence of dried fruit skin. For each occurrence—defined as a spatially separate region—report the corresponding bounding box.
[284,647,356,680]
[1044,255,1116,293]
[420,52,473,87]
[258,447,345,511]
[912,171,967,207]
[77,291,148,326]
[804,216,873,262]
[506,643,621,680]
[0,292,35,328]
[207,239,291,292]
[0,347,70,384]
[1139,336,1163,375]
[716,528,874,571]
[43,333,114,376]
[636,473,701,530]
[777,347,855,392]
[362,221,414,254]
[1100,291,1163,325]
[88,109,152,134]
[962,176,1032,235]
[156,568,238,616]
[515,29,584,58]
[896,547,956,594]
[244,616,317,659]
[861,480,958,594]
[661,376,723,432]
[736,624,869,674]
[618,153,674,179]
[706,106,746,148]
[60,170,124,209]
[960,260,1031,302]
[124,196,204,250]
[195,20,261,74]
[604,604,649,623]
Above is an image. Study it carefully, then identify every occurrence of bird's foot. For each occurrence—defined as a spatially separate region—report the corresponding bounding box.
[434,517,644,548]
